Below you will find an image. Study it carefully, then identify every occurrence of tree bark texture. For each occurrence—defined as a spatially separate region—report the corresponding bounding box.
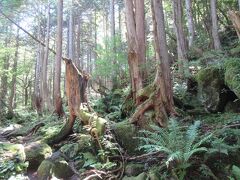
[173,0,188,77]
[210,0,221,50]
[54,0,64,117]
[0,26,10,115]
[8,28,19,116]
[228,10,240,40]
[135,0,147,83]
[185,0,195,47]
[125,0,143,105]
[49,60,89,144]
[130,0,176,127]
[42,1,52,112]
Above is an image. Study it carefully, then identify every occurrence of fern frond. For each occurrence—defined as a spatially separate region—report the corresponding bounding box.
[183,147,207,162]
[184,121,201,153]
[192,133,212,149]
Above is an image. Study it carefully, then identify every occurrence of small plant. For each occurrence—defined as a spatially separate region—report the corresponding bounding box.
[138,119,212,179]
[0,160,28,179]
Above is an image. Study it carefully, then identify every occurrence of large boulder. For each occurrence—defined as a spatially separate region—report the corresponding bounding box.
[225,99,240,113]
[60,134,93,159]
[224,58,240,98]
[122,172,147,180]
[24,141,52,168]
[125,163,145,177]
[37,153,74,180]
[111,120,141,155]
[196,67,225,112]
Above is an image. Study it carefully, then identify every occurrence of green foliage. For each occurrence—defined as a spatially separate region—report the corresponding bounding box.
[0,160,28,179]
[224,58,240,97]
[138,119,212,179]
[94,35,128,85]
[232,165,240,180]
[92,89,128,121]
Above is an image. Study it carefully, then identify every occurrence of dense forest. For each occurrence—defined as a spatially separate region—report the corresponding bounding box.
[1,0,240,179]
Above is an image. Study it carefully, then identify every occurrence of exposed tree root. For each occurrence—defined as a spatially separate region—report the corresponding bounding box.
[3,122,45,138]
[130,80,174,127]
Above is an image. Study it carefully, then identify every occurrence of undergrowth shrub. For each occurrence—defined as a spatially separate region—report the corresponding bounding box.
[138,119,212,179]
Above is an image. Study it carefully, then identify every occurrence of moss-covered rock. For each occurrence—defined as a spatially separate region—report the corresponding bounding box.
[60,143,81,159]
[225,100,240,113]
[125,163,145,176]
[24,141,52,168]
[59,135,93,159]
[0,143,28,179]
[122,172,147,180]
[111,120,141,155]
[53,158,74,179]
[37,156,74,179]
[37,160,54,180]
[196,66,225,112]
[0,143,25,162]
[224,58,240,98]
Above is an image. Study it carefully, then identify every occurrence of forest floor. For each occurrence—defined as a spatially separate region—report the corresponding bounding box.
[1,92,240,179]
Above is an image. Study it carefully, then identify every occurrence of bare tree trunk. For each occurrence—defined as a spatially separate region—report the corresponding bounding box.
[76,16,81,69]
[130,0,176,127]
[210,0,221,50]
[54,0,64,117]
[238,0,240,11]
[118,1,122,39]
[0,26,10,115]
[68,0,75,62]
[135,0,147,83]
[42,0,52,112]
[34,20,43,116]
[185,0,195,47]
[110,0,118,89]
[173,0,188,78]
[8,28,19,116]
[228,11,240,40]
[125,0,143,105]
[152,0,176,124]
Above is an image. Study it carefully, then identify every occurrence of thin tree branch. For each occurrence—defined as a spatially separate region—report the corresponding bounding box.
[0,9,69,62]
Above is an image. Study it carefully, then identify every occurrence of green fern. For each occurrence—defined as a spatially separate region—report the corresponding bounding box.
[138,119,212,179]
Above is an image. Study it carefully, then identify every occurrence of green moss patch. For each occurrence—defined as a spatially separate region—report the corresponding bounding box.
[224,58,240,98]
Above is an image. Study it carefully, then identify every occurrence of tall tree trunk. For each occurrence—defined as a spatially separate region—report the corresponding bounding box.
[238,0,240,11]
[130,0,176,127]
[152,0,176,124]
[0,26,10,115]
[76,16,81,69]
[125,0,143,105]
[34,21,43,116]
[210,0,221,50]
[118,1,122,39]
[228,11,240,40]
[42,0,52,112]
[54,0,64,117]
[110,0,119,89]
[68,0,75,62]
[135,0,147,83]
[185,0,195,47]
[173,0,188,78]
[8,28,19,116]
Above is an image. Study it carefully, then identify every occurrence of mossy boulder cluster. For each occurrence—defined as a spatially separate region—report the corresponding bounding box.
[224,58,240,98]
[37,134,97,179]
[196,58,240,113]
[24,141,52,168]
[0,143,27,179]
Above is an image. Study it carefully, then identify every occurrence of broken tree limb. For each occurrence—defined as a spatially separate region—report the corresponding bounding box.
[78,108,107,136]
